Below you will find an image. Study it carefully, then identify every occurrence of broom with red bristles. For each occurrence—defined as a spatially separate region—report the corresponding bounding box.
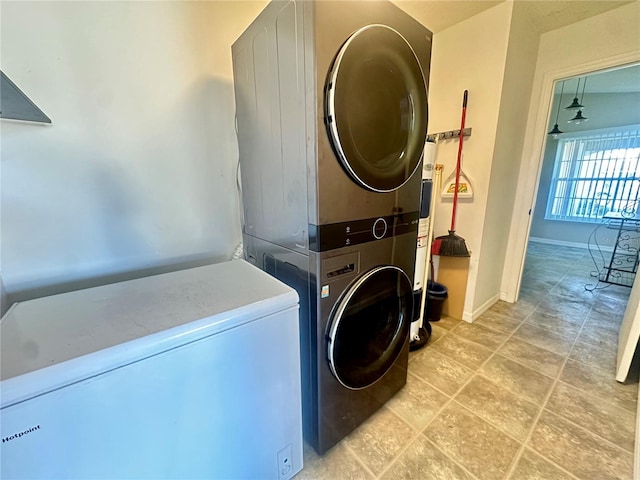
[432,90,471,257]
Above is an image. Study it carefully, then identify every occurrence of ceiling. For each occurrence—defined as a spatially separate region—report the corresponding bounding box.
[555,63,640,94]
[392,0,635,34]
[391,0,640,93]
[392,1,501,33]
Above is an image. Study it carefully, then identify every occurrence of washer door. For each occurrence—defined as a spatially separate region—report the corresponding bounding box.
[325,24,428,192]
[327,266,412,390]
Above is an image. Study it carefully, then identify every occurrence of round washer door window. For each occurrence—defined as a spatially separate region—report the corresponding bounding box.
[325,24,428,192]
[327,266,412,390]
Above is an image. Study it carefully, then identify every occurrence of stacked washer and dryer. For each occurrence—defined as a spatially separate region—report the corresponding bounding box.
[232,0,432,454]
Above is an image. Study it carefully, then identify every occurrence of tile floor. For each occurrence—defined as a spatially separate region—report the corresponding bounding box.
[295,242,639,480]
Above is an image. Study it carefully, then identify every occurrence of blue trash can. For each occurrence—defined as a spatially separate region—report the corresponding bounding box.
[426,281,448,322]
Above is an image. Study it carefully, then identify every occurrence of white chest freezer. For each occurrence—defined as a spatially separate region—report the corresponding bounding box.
[1,259,303,480]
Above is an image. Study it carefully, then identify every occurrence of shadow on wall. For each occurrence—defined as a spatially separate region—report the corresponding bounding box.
[2,76,241,310]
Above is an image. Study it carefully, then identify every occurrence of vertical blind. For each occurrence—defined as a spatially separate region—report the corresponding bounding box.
[545,126,640,222]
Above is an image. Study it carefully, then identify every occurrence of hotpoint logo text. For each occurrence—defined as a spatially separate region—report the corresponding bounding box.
[2,425,41,444]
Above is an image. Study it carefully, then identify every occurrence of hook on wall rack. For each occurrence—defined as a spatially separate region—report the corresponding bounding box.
[426,127,472,143]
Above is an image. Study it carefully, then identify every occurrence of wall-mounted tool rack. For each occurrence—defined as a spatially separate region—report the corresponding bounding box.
[426,127,472,143]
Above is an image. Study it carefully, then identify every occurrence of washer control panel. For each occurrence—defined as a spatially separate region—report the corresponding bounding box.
[309,211,419,252]
[372,218,388,239]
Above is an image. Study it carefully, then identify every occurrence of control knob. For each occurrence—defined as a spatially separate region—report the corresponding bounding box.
[373,218,387,239]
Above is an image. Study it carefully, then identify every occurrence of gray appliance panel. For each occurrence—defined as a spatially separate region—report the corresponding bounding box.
[243,230,416,454]
[233,1,309,253]
[233,1,432,252]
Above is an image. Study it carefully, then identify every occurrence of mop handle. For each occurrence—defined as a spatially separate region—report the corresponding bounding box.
[451,90,468,232]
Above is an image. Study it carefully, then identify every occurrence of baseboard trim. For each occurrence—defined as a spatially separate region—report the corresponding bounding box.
[499,291,513,302]
[465,293,501,323]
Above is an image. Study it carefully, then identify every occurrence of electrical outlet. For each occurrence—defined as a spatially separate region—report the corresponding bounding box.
[277,444,293,480]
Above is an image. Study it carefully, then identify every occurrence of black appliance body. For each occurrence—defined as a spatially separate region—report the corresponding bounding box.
[233,0,431,454]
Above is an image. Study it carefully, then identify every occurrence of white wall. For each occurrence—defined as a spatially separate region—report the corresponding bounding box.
[0,1,267,305]
[531,91,640,246]
[430,1,640,316]
[502,2,640,301]
[473,1,541,317]
[428,1,542,320]
[427,2,513,320]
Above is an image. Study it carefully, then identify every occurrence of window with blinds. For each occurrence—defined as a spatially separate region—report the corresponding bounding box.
[545,126,640,222]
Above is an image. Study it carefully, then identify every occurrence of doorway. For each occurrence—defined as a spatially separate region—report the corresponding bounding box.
[502,56,640,304]
[505,61,640,385]
[528,64,640,287]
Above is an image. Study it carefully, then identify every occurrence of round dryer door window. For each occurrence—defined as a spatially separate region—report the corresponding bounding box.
[327,266,412,390]
[325,24,428,192]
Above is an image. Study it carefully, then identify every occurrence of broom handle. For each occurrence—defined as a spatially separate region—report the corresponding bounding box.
[451,90,468,232]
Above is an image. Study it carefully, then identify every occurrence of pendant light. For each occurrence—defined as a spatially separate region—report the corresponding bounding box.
[568,77,588,124]
[569,110,588,124]
[548,80,565,138]
[565,78,584,110]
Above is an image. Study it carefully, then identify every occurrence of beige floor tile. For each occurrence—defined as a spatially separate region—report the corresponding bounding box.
[529,258,575,271]
[528,411,633,480]
[569,340,617,372]
[520,276,560,294]
[451,321,508,350]
[525,310,583,338]
[508,448,575,480]
[381,436,473,480]
[591,294,629,317]
[597,284,632,302]
[454,376,540,441]
[479,354,553,404]
[487,300,534,322]
[546,382,636,452]
[586,309,624,331]
[428,323,450,344]
[517,288,542,308]
[560,359,638,412]
[409,349,474,396]
[385,373,450,431]
[551,279,600,301]
[430,315,461,330]
[474,309,523,334]
[512,323,576,356]
[424,402,521,480]
[498,337,565,378]
[344,407,414,476]
[576,325,619,351]
[295,442,373,480]
[580,321,619,344]
[430,334,493,370]
[534,295,592,323]
[560,272,597,285]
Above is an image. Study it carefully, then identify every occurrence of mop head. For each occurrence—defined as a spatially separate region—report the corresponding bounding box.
[432,231,470,257]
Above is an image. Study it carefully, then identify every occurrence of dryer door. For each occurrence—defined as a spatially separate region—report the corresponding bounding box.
[325,24,428,193]
[327,266,412,390]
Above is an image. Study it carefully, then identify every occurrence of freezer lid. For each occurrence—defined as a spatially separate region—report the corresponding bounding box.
[1,259,298,407]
